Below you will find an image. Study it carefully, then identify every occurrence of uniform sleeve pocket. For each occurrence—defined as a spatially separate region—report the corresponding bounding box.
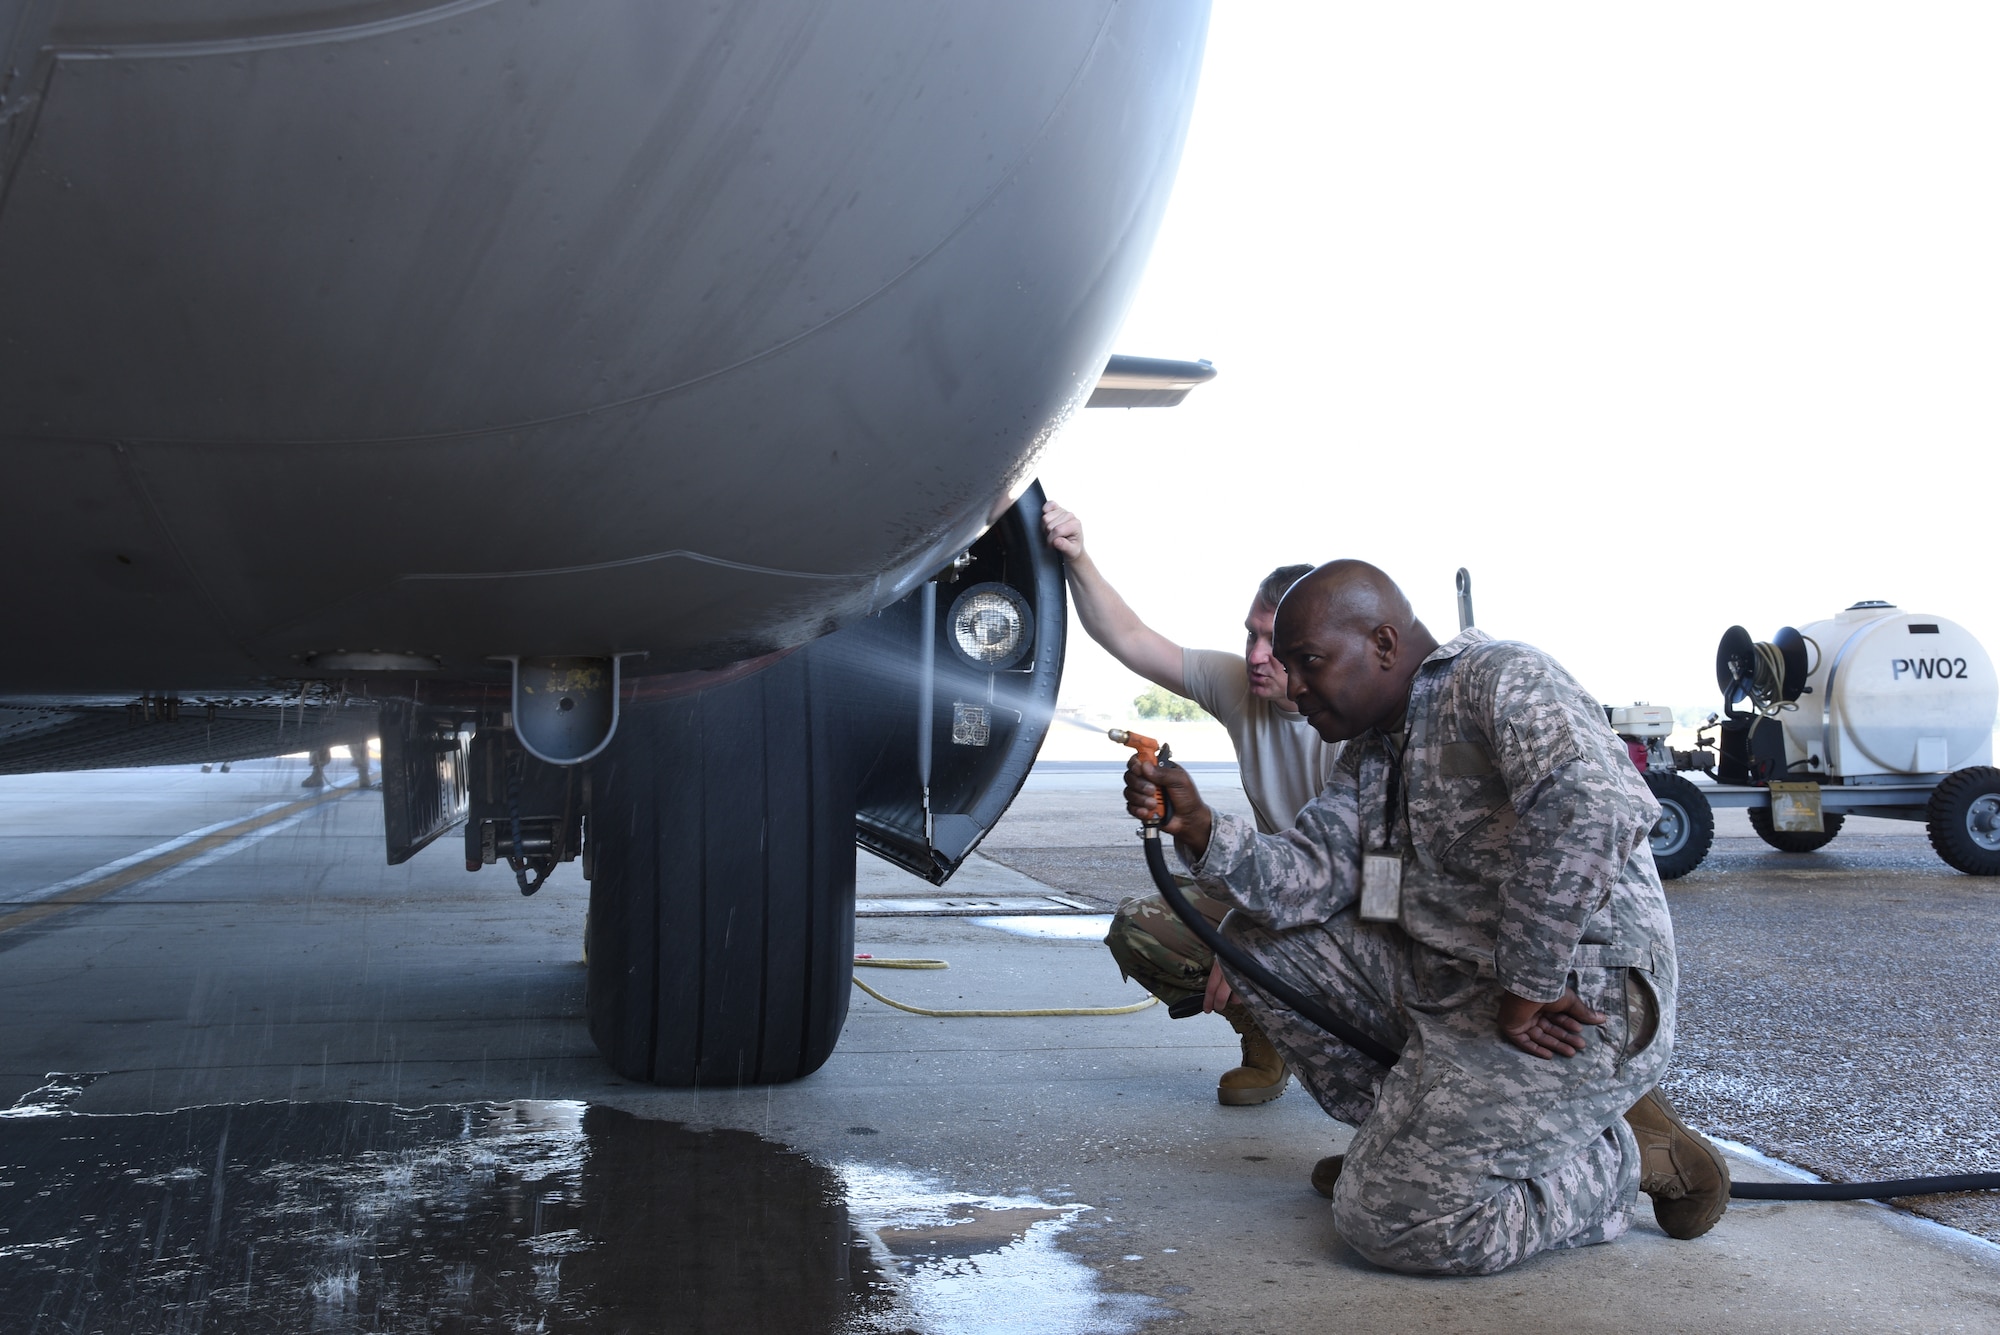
[1498,710,1584,806]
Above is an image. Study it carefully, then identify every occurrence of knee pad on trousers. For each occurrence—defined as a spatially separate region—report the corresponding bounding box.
[1102,906,1206,1002]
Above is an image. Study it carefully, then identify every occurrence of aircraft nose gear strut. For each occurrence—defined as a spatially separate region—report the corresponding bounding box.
[506,751,551,896]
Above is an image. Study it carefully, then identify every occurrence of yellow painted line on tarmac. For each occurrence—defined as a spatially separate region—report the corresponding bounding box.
[0,783,363,937]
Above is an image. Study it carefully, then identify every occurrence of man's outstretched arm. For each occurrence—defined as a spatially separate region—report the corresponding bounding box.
[1043,499,1187,695]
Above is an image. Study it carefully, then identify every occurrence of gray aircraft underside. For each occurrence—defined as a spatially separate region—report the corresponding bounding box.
[2,0,1216,1089]
[0,0,1210,700]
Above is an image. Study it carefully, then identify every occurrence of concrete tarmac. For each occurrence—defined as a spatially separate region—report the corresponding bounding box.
[3,760,1999,1332]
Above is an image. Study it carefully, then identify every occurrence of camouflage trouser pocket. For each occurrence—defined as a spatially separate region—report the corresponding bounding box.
[1565,964,1644,1072]
[1101,880,1229,1006]
[1618,967,1661,1071]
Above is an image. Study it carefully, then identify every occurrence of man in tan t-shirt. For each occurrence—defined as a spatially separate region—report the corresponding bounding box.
[1043,499,1341,1105]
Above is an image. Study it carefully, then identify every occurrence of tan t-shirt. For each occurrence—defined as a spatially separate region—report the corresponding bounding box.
[1182,648,1344,834]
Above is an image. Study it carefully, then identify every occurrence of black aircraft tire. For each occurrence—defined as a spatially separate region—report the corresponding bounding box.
[1747,805,1844,853]
[1925,767,2000,877]
[1642,771,1714,879]
[584,651,858,1087]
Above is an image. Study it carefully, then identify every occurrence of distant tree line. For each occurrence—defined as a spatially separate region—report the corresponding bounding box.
[1134,685,1210,722]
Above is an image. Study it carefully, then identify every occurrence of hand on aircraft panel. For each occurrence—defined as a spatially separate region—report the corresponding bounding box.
[1041,500,1086,562]
[1495,988,1606,1060]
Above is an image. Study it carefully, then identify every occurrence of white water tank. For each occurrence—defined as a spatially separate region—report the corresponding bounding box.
[1783,602,1998,778]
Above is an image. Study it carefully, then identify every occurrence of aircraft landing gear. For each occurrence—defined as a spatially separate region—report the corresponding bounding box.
[585,645,858,1087]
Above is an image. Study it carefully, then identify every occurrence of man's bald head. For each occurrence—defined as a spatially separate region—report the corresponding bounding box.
[1274,560,1417,644]
[1271,561,1439,741]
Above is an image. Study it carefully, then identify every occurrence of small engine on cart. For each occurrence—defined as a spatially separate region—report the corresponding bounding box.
[1610,601,2000,879]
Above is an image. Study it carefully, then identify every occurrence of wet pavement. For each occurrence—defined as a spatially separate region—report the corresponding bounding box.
[1661,820,2000,1244]
[4,761,2000,1332]
[2,1089,884,1333]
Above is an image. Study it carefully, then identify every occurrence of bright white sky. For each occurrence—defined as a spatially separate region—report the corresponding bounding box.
[1041,3,1999,720]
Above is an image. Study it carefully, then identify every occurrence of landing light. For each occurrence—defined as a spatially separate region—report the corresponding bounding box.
[947,582,1034,670]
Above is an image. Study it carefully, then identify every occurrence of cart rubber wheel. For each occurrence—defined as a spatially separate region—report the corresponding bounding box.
[1642,771,1715,879]
[1925,766,2000,876]
[1747,805,1844,853]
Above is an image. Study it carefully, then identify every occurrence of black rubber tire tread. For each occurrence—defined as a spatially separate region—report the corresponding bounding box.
[1747,805,1843,853]
[1642,771,1715,880]
[1925,766,2000,877]
[585,648,858,1086]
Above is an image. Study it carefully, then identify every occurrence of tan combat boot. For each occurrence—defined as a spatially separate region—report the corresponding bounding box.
[1217,1002,1289,1106]
[1310,1154,1344,1199]
[1625,1088,1730,1239]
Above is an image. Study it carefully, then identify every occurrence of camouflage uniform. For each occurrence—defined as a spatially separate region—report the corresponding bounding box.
[1105,650,1341,1009]
[1103,875,1227,1005]
[1185,629,1676,1276]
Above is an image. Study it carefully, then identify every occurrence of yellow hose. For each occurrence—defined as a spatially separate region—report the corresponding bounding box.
[852,956,1160,1018]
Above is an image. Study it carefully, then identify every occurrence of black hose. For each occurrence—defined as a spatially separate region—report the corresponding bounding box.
[1730,1173,2000,1201]
[1141,832,1400,1069]
[1139,809,2000,1203]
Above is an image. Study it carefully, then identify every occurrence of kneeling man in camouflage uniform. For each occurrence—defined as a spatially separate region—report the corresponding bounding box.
[1126,560,1730,1275]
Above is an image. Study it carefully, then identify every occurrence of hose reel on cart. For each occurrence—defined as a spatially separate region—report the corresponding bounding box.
[1712,623,1817,787]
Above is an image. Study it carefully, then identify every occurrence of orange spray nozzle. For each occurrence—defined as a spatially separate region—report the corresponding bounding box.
[1106,727,1160,766]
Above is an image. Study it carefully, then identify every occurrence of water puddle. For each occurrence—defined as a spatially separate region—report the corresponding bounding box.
[0,1091,883,1332]
[843,1167,1164,1335]
[856,896,1096,918]
[968,915,1116,941]
[0,1081,1159,1334]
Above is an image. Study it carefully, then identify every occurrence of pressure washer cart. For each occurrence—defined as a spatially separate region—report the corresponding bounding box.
[1613,601,2000,879]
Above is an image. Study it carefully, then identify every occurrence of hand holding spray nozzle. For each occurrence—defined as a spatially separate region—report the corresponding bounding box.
[1106,725,1404,1067]
[1107,728,1173,828]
